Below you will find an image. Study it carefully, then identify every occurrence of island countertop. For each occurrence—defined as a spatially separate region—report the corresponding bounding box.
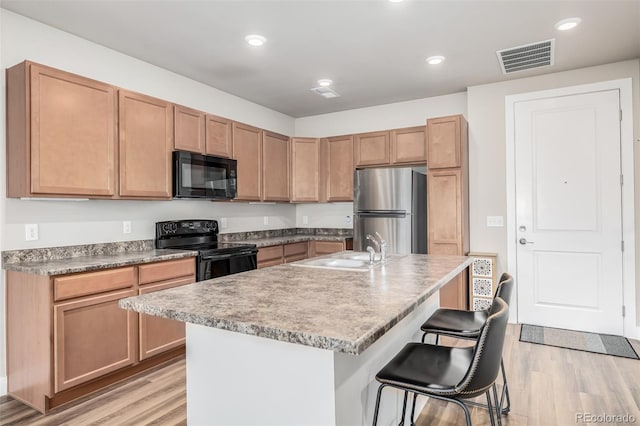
[119,254,472,355]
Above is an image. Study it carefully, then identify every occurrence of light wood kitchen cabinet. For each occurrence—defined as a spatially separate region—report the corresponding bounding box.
[6,257,195,413]
[257,245,284,269]
[138,258,196,361]
[427,115,464,169]
[309,240,348,257]
[426,114,469,309]
[233,122,263,201]
[325,136,354,201]
[118,90,173,198]
[354,131,390,167]
[391,126,427,164]
[206,114,233,158]
[291,138,322,202]
[54,288,137,393]
[6,61,117,198]
[174,105,205,153]
[262,131,290,202]
[283,241,309,263]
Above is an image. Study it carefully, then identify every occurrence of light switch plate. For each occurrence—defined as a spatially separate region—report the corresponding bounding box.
[302,215,309,225]
[486,216,504,227]
[220,217,228,229]
[263,216,269,225]
[122,221,132,234]
[25,224,39,241]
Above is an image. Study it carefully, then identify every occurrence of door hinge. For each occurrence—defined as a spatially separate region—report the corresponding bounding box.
[621,174,624,185]
[622,305,626,317]
[620,109,623,121]
[621,240,625,252]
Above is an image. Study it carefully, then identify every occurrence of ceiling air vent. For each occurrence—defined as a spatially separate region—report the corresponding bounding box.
[496,39,555,74]
[310,86,340,99]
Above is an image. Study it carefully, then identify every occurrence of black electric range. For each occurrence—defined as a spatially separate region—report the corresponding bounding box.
[156,220,258,281]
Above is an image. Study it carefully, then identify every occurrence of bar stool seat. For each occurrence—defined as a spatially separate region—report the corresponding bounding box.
[420,309,487,339]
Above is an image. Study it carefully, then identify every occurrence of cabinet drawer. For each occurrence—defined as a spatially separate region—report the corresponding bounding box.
[312,241,345,256]
[284,254,307,263]
[257,245,284,262]
[54,267,135,302]
[284,242,308,257]
[258,258,283,269]
[138,257,196,285]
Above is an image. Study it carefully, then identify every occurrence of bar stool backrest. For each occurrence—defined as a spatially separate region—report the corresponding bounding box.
[454,297,509,398]
[495,273,514,306]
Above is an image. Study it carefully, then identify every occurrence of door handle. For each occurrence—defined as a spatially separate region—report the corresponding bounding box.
[519,238,534,245]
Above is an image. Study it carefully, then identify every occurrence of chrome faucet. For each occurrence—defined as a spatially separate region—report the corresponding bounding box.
[366,246,376,265]
[366,233,388,263]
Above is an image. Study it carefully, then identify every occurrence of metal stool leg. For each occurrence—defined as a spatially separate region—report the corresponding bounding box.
[409,393,418,426]
[399,391,408,426]
[450,399,472,426]
[492,384,503,426]
[373,384,387,426]
[485,390,496,426]
[500,359,511,414]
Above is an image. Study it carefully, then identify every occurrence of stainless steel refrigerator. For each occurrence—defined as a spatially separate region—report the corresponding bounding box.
[354,167,427,254]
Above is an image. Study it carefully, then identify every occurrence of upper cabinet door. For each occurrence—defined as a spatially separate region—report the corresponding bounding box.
[354,131,390,167]
[290,138,321,202]
[174,105,205,153]
[205,114,233,158]
[391,126,426,165]
[262,131,290,202]
[119,90,173,198]
[325,135,354,202]
[427,115,463,169]
[30,64,117,196]
[233,122,262,201]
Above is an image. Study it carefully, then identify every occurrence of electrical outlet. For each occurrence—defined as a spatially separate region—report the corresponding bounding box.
[346,215,352,225]
[220,217,228,229]
[122,221,132,234]
[486,216,504,227]
[302,215,309,225]
[263,216,269,225]
[25,224,39,241]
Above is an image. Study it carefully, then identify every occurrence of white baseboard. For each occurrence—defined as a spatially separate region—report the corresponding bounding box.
[0,376,7,396]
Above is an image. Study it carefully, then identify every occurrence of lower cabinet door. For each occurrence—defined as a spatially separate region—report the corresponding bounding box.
[310,241,345,257]
[139,277,194,360]
[54,289,137,392]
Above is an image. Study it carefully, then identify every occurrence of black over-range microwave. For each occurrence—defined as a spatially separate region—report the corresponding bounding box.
[173,151,238,200]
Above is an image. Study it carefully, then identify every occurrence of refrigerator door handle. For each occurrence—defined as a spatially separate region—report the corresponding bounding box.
[357,210,407,218]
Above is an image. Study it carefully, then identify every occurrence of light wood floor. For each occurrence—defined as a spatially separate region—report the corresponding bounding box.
[2,324,639,425]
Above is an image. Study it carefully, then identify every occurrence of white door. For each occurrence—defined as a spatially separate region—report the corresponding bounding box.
[515,89,623,335]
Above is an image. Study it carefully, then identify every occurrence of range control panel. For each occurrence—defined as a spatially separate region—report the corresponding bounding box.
[156,220,219,237]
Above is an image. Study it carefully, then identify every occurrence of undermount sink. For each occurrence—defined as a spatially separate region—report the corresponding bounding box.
[290,253,379,272]
[290,251,403,272]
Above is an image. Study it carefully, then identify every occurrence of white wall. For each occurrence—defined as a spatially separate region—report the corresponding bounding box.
[0,9,298,390]
[294,92,467,137]
[467,59,640,326]
[295,203,353,229]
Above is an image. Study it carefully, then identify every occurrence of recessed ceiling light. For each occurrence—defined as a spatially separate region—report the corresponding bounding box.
[245,34,267,46]
[317,79,333,87]
[426,56,445,65]
[554,17,581,31]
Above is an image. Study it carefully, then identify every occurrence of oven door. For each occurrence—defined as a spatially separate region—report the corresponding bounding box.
[198,250,258,281]
[173,151,237,199]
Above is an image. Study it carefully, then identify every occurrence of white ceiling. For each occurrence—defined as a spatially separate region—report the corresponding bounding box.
[2,1,639,118]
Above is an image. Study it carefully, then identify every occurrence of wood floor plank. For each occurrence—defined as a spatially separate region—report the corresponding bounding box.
[2,325,639,426]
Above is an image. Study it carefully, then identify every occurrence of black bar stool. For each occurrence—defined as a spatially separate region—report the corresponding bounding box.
[420,273,514,414]
[372,297,509,426]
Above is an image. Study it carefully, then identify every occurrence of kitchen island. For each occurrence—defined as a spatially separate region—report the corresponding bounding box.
[120,253,472,425]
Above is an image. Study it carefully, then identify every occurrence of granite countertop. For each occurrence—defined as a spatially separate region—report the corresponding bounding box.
[120,253,472,355]
[245,234,351,248]
[2,249,198,276]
